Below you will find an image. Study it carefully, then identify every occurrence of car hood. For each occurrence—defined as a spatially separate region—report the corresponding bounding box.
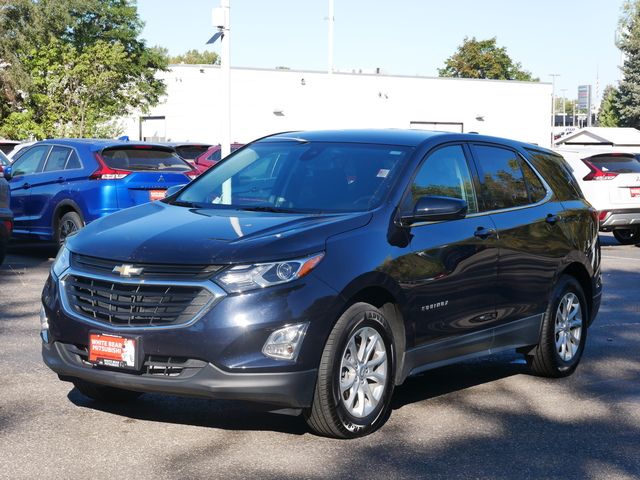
[67,201,372,264]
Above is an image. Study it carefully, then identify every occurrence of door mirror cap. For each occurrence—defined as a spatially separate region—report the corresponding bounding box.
[401,196,468,225]
[164,184,186,198]
[1,165,12,181]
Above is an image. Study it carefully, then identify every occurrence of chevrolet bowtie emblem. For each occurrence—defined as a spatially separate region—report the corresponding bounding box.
[113,264,144,277]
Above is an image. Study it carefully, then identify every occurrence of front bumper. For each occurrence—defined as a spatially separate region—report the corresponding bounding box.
[599,208,640,230]
[43,340,317,408]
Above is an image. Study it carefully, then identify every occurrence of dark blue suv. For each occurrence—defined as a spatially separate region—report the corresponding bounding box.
[41,130,601,438]
[6,139,196,243]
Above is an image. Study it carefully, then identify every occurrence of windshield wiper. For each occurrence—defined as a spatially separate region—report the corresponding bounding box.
[171,200,200,208]
[235,205,299,213]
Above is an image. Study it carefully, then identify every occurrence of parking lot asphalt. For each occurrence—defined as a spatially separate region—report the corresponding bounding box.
[0,235,639,480]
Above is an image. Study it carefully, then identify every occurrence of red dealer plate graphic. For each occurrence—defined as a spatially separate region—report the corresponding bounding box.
[149,189,167,201]
[88,333,138,370]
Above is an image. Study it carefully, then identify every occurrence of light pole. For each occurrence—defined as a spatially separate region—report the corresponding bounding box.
[560,88,567,127]
[208,0,231,158]
[328,0,334,74]
[549,74,560,146]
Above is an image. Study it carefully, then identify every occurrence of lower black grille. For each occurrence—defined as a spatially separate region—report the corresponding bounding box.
[65,275,213,327]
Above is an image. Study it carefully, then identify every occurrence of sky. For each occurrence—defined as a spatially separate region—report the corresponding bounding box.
[137,0,625,103]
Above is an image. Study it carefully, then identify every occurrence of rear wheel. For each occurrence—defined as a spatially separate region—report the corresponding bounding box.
[56,211,83,245]
[72,379,143,402]
[304,302,395,438]
[526,275,588,377]
[612,226,640,245]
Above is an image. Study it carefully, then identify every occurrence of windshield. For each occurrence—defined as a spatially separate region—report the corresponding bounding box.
[101,147,191,172]
[174,141,412,213]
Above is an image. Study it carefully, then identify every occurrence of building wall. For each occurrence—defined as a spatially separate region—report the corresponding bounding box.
[122,65,552,147]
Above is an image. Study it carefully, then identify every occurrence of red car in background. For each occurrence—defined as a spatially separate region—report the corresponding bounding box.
[193,143,244,174]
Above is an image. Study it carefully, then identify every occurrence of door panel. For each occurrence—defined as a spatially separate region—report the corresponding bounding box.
[388,144,498,347]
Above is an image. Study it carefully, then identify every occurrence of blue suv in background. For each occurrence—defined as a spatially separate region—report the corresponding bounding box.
[6,139,197,244]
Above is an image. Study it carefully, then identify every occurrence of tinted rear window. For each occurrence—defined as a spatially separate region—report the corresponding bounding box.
[587,155,640,174]
[102,148,191,171]
[175,146,210,160]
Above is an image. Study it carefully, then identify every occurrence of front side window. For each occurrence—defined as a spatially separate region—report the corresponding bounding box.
[405,145,478,214]
[176,141,412,213]
[43,146,71,172]
[473,145,529,210]
[11,145,51,176]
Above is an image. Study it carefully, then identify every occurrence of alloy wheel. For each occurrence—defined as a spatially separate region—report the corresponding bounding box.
[554,292,583,362]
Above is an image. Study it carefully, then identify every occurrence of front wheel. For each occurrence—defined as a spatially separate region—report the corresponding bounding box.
[526,275,588,378]
[304,302,395,438]
[612,227,640,245]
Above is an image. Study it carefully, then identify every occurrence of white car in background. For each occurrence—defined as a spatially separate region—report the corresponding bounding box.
[558,148,640,244]
[7,141,36,159]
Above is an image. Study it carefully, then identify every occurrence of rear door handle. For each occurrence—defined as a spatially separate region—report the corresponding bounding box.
[22,182,31,190]
[57,177,64,183]
[546,214,560,225]
[474,227,497,239]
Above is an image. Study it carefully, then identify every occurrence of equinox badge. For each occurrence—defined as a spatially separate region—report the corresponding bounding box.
[113,264,144,277]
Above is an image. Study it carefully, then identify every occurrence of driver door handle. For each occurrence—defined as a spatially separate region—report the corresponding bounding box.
[22,182,31,190]
[546,214,560,225]
[474,227,497,239]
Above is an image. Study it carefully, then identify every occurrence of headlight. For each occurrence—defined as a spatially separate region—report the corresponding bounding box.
[51,246,70,278]
[215,253,324,293]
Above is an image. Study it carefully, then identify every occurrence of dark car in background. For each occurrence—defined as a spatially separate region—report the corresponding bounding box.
[164,143,212,165]
[193,143,244,174]
[0,139,20,155]
[0,168,12,265]
[41,130,601,438]
[6,139,198,244]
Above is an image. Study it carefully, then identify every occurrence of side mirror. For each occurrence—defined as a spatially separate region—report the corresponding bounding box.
[2,165,12,181]
[401,196,468,225]
[164,184,186,198]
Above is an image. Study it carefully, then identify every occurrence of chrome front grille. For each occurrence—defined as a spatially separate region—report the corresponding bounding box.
[64,274,214,327]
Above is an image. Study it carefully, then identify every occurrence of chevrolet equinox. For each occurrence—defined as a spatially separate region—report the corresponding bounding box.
[42,130,602,438]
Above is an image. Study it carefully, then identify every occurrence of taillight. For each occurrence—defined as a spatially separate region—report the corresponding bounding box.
[90,153,131,180]
[2,219,12,235]
[598,210,610,222]
[581,159,619,181]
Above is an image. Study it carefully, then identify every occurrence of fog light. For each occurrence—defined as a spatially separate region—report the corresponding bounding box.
[40,305,50,343]
[262,323,308,360]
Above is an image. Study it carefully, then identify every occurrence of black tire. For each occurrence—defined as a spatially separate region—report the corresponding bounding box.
[56,211,84,245]
[612,227,640,245]
[527,275,588,378]
[304,302,395,439]
[72,379,143,402]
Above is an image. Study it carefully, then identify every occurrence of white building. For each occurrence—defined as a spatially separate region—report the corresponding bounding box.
[122,65,553,147]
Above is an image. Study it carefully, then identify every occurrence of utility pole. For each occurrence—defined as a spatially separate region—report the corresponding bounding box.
[549,74,560,147]
[219,0,231,158]
[328,0,334,74]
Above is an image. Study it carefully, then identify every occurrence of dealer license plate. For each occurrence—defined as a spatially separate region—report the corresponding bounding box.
[149,189,167,201]
[631,187,640,198]
[89,333,138,370]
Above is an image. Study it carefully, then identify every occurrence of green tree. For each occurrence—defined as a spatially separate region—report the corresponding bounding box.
[439,37,537,81]
[598,85,620,127]
[616,0,640,127]
[169,49,219,65]
[0,0,167,139]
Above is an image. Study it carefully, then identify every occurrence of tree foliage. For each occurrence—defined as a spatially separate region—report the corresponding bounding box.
[169,49,219,65]
[598,85,620,127]
[439,37,537,81]
[616,0,640,128]
[0,0,167,139]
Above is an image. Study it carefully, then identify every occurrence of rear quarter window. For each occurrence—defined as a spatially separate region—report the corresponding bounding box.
[525,149,583,201]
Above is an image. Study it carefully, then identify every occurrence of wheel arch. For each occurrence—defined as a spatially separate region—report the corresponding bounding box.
[339,278,409,386]
[559,262,593,324]
[52,200,85,237]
